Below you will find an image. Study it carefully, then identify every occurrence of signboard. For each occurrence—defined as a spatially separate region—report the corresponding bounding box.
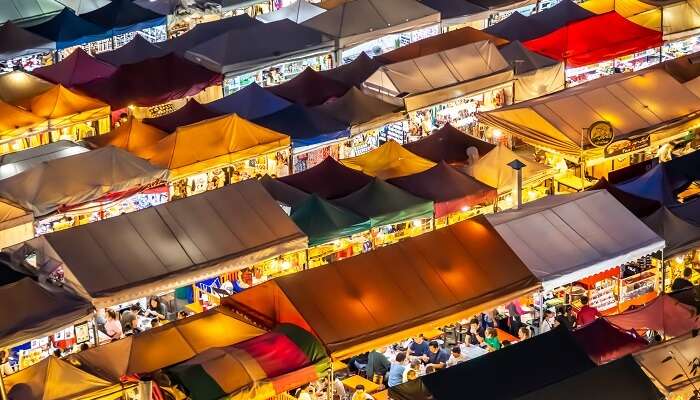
[74,321,90,344]
[587,121,614,147]
[147,102,176,119]
[604,135,651,158]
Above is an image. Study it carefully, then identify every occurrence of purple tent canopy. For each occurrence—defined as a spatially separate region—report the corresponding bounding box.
[76,53,222,109]
[0,22,55,62]
[616,163,685,205]
[267,67,351,106]
[403,123,495,164]
[278,157,373,199]
[318,52,383,87]
[143,99,223,132]
[80,0,166,36]
[32,48,116,87]
[205,83,291,120]
[96,34,169,66]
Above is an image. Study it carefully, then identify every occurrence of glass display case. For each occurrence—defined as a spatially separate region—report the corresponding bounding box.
[619,269,657,304]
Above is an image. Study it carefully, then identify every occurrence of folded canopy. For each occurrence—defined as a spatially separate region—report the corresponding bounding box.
[83,118,167,157]
[486,190,666,291]
[278,157,373,199]
[205,82,291,120]
[290,194,371,245]
[587,177,660,218]
[95,34,169,66]
[76,53,222,109]
[26,8,111,50]
[27,84,109,127]
[162,15,261,56]
[388,161,497,217]
[389,327,595,400]
[23,180,306,306]
[0,99,46,139]
[314,87,403,129]
[0,70,52,105]
[68,307,265,381]
[634,332,700,396]
[571,318,648,365]
[341,140,435,179]
[31,48,116,87]
[606,294,700,337]
[80,0,166,36]
[145,114,290,180]
[318,52,383,88]
[224,216,539,358]
[470,143,551,193]
[0,146,168,216]
[498,40,566,102]
[522,11,662,67]
[333,178,434,227]
[404,122,495,163]
[268,67,351,107]
[260,174,310,208]
[252,104,349,147]
[0,140,88,181]
[643,206,700,257]
[0,21,55,62]
[143,99,222,133]
[167,324,330,400]
[257,0,326,23]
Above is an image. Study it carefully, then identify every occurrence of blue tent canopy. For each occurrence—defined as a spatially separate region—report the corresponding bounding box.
[205,82,291,120]
[96,34,168,66]
[80,0,166,36]
[26,8,111,49]
[616,164,685,205]
[252,104,349,147]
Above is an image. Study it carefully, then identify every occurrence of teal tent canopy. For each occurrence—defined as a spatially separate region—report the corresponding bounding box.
[291,194,371,246]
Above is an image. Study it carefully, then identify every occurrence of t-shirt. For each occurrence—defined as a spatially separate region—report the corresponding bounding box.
[409,340,429,357]
[671,277,693,292]
[426,349,449,367]
[484,336,501,350]
[576,305,601,326]
[466,327,485,345]
[446,354,466,367]
[387,363,406,387]
[104,319,123,340]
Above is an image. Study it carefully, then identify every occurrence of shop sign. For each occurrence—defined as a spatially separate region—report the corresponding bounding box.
[604,135,651,158]
[148,103,176,118]
[587,121,614,147]
[74,321,90,344]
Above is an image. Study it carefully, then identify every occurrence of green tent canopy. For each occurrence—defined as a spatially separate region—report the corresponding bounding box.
[333,178,433,227]
[291,194,371,246]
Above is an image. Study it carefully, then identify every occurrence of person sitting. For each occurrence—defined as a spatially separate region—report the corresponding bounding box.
[351,385,373,400]
[540,309,557,333]
[517,326,531,341]
[671,268,694,291]
[405,369,418,381]
[120,304,140,332]
[422,341,449,370]
[387,352,407,387]
[366,348,390,384]
[408,334,429,358]
[466,318,485,346]
[446,346,466,367]
[402,359,421,382]
[484,328,501,351]
[104,309,123,341]
[576,296,601,327]
[556,305,576,331]
[147,297,168,321]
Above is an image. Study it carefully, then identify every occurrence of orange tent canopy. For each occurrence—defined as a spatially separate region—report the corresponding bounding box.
[28,84,108,119]
[340,140,435,179]
[0,99,46,135]
[145,114,290,179]
[224,216,539,359]
[84,118,167,157]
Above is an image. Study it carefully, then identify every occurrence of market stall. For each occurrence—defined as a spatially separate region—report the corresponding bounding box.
[80,0,168,49]
[0,21,55,73]
[278,156,373,199]
[163,14,261,56]
[0,70,52,105]
[268,67,351,106]
[403,122,495,164]
[18,180,308,307]
[0,99,48,155]
[257,0,326,23]
[83,118,168,158]
[95,34,169,66]
[486,190,666,314]
[635,332,700,400]
[143,99,222,133]
[498,40,566,102]
[31,48,116,87]
[205,82,291,119]
[224,215,539,359]
[340,140,435,179]
[143,114,291,199]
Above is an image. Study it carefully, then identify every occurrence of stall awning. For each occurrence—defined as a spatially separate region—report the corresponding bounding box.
[571,318,648,365]
[0,99,47,138]
[95,33,169,66]
[314,87,403,129]
[0,140,88,181]
[268,67,351,107]
[290,194,371,245]
[26,8,112,50]
[404,122,495,163]
[24,180,307,306]
[224,215,539,359]
[643,206,700,257]
[80,0,166,36]
[301,0,440,50]
[205,82,291,120]
[143,99,222,133]
[32,48,116,87]
[257,0,326,23]
[579,0,700,36]
[0,199,33,246]
[499,40,566,102]
[669,196,700,226]
[252,104,349,147]
[277,157,373,199]
[470,143,552,193]
[340,140,436,179]
[486,190,665,291]
[83,118,168,157]
[145,114,290,180]
[0,21,55,62]
[27,84,110,129]
[484,12,547,42]
[606,294,700,337]
[587,177,660,218]
[318,52,383,88]
[0,70,52,105]
[634,332,700,395]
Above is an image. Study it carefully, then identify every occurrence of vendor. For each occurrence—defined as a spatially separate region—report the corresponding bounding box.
[147,296,168,321]
[671,267,694,291]
[576,296,601,326]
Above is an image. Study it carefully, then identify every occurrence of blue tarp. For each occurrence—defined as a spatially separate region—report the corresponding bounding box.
[80,0,166,36]
[252,104,349,147]
[96,34,168,66]
[205,82,291,120]
[26,8,111,50]
[616,164,685,205]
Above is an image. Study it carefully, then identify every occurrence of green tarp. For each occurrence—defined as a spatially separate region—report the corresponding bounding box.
[291,194,371,246]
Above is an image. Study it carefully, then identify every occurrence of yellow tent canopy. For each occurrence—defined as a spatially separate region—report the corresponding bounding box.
[83,118,167,158]
[145,114,290,180]
[0,71,53,106]
[27,85,110,131]
[470,143,552,193]
[0,198,33,250]
[0,100,46,138]
[340,140,436,179]
[579,0,700,35]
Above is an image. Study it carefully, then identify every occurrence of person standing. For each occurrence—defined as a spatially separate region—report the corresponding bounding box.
[104,309,123,341]
[576,296,601,327]
[671,268,694,291]
[540,310,558,333]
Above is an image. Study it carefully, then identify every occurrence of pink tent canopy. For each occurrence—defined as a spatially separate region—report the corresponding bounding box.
[572,318,648,365]
[605,294,700,337]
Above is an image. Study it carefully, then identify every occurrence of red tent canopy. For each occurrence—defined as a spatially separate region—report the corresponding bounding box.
[605,294,700,337]
[523,12,662,67]
[572,318,648,365]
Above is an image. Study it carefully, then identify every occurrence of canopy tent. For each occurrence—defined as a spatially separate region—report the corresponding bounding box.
[616,163,684,205]
[0,146,167,216]
[27,84,110,130]
[145,114,290,180]
[669,196,700,226]
[132,0,180,15]
[21,180,306,306]
[0,0,64,24]
[314,87,403,130]
[364,40,513,111]
[205,82,291,120]
[0,140,88,181]
[83,118,167,157]
[0,199,34,249]
[277,157,373,199]
[162,15,261,56]
[31,48,116,87]
[483,12,547,42]
[340,140,436,179]
[499,40,566,102]
[318,52,383,88]
[664,146,700,184]
[486,190,666,291]
[224,216,539,359]
[0,99,47,139]
[290,194,371,246]
[479,68,700,157]
[95,34,169,66]
[375,26,508,64]
[606,294,700,337]
[4,356,117,400]
[0,70,52,105]
[333,178,434,227]
[579,0,700,37]
[0,277,93,348]
[587,177,661,217]
[470,143,551,193]
[80,0,166,36]
[522,11,662,67]
[257,0,326,23]
[252,104,350,147]
[388,161,497,217]
[0,21,55,62]
[634,332,700,397]
[185,19,333,75]
[529,0,596,28]
[63,0,111,15]
[260,174,310,208]
[76,53,222,109]
[301,0,440,51]
[67,307,265,381]
[419,0,488,25]
[571,318,648,365]
[25,8,111,50]
[404,123,495,164]
[167,324,330,400]
[388,327,595,400]
[643,206,700,257]
[143,100,222,133]
[514,356,663,400]
[267,67,351,107]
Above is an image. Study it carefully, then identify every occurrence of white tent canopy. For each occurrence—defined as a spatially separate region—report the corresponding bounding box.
[0,140,88,181]
[257,0,325,23]
[486,190,665,291]
[470,143,553,193]
[499,41,566,102]
[364,40,513,111]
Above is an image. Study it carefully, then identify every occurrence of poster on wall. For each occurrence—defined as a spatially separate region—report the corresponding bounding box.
[74,321,90,344]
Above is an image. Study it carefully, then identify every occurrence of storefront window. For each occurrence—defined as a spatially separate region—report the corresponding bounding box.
[293,142,340,173]
[13,320,97,370]
[57,38,114,60]
[0,52,53,73]
[340,25,440,64]
[663,251,700,292]
[308,232,373,268]
[113,25,168,49]
[372,218,433,248]
[663,34,700,61]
